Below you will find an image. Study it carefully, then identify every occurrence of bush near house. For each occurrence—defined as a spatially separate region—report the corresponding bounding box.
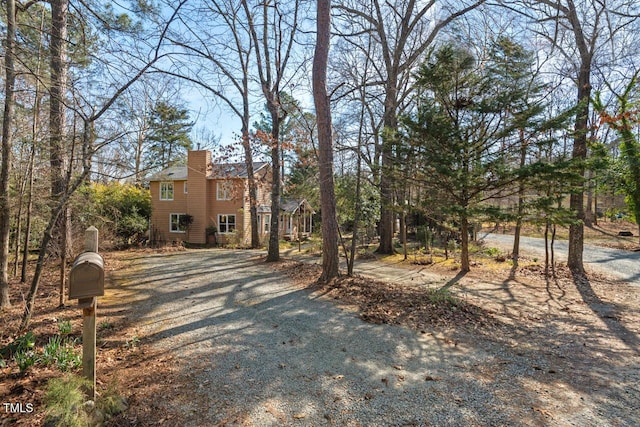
[76,183,151,248]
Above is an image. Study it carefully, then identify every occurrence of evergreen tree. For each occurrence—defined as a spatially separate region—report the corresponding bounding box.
[404,40,566,271]
[145,101,193,170]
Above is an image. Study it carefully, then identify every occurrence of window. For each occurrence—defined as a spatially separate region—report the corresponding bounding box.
[183,182,188,194]
[263,214,271,233]
[218,214,236,233]
[160,182,174,200]
[170,213,188,233]
[217,181,233,200]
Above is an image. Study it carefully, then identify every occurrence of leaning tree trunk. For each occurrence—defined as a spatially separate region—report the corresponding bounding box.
[314,0,339,282]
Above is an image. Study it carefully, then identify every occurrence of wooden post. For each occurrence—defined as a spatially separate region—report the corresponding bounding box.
[82,298,96,400]
[82,226,98,400]
[85,225,98,252]
[298,208,301,252]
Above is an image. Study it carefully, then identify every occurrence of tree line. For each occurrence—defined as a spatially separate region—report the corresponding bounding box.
[1,0,640,325]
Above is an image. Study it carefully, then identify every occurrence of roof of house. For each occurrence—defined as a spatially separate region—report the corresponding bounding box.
[209,162,268,179]
[148,166,188,181]
[281,199,315,214]
[256,199,314,214]
[148,162,268,181]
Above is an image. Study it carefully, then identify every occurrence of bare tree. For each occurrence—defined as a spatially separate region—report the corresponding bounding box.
[241,0,304,261]
[516,0,640,275]
[21,1,187,329]
[48,0,71,306]
[0,0,17,309]
[163,0,262,248]
[334,0,485,254]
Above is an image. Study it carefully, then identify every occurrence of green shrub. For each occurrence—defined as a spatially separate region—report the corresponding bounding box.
[97,379,128,417]
[483,247,501,257]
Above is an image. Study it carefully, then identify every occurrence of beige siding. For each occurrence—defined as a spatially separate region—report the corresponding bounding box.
[150,180,188,243]
[186,150,211,244]
[149,152,272,246]
[207,179,245,245]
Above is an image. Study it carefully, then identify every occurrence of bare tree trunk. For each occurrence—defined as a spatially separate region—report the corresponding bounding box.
[241,70,259,249]
[460,215,470,272]
[0,0,17,309]
[22,11,44,282]
[12,147,27,277]
[512,129,527,269]
[266,112,282,262]
[348,149,363,276]
[49,0,69,307]
[21,146,35,284]
[568,64,590,276]
[314,0,339,281]
[377,86,398,254]
[551,223,557,278]
[544,219,550,276]
[585,170,594,227]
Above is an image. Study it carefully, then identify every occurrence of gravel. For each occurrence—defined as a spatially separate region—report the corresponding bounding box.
[481,233,640,285]
[121,249,640,426]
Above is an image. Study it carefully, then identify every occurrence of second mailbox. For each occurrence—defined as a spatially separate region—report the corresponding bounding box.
[69,252,105,299]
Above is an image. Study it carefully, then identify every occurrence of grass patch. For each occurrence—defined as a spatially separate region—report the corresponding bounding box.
[44,374,128,427]
[44,374,92,427]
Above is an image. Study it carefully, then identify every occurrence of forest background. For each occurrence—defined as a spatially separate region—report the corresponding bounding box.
[1,0,640,323]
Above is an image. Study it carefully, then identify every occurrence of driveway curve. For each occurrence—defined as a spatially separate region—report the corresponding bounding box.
[114,248,639,426]
[482,233,640,285]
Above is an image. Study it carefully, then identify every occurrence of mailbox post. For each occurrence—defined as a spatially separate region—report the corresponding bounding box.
[68,226,103,401]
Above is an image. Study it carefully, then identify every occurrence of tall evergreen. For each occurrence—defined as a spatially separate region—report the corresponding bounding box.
[146,101,193,170]
[403,39,568,271]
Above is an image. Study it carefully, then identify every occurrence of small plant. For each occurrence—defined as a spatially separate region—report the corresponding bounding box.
[41,335,81,372]
[426,288,457,306]
[10,332,37,372]
[97,378,128,417]
[484,247,501,257]
[124,335,140,349]
[14,349,37,372]
[44,374,92,427]
[98,321,114,331]
[58,320,73,335]
[44,374,127,427]
[0,358,6,368]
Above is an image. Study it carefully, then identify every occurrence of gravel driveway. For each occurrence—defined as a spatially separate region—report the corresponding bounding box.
[119,249,639,426]
[482,233,640,285]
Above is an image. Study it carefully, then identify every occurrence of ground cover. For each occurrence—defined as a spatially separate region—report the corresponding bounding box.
[1,227,638,426]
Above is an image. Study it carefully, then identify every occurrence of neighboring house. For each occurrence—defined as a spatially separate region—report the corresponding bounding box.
[149,150,314,245]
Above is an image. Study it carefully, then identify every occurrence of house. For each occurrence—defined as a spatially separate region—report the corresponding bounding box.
[148,150,314,245]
